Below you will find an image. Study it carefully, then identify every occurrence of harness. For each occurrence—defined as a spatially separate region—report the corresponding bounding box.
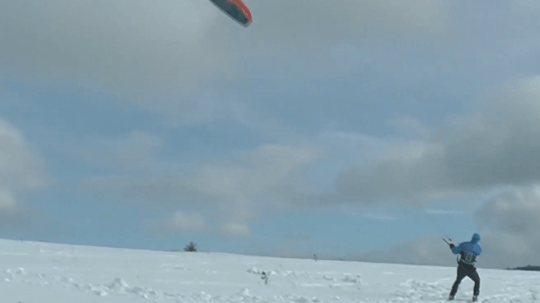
[458,251,477,266]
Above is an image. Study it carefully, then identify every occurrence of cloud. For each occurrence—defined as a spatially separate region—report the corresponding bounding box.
[145,211,206,236]
[174,144,319,236]
[0,119,46,190]
[360,213,397,221]
[182,144,320,220]
[335,139,447,204]
[0,188,16,212]
[285,231,312,243]
[0,0,449,124]
[475,232,536,269]
[425,209,464,215]
[0,117,48,229]
[471,185,540,268]
[0,117,47,214]
[387,117,430,138]
[149,213,252,238]
[220,222,251,238]
[163,211,206,232]
[474,185,540,235]
[76,134,319,237]
[66,130,194,207]
[327,131,389,147]
[70,130,166,173]
[0,0,225,100]
[340,206,398,220]
[334,76,540,204]
[249,0,447,48]
[352,184,540,269]
[352,236,458,267]
[354,232,535,270]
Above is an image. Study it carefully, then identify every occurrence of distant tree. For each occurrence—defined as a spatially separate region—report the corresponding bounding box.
[184,242,197,252]
[508,265,540,271]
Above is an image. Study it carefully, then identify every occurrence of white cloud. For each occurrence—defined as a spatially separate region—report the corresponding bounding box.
[146,211,206,235]
[0,187,16,211]
[221,222,251,238]
[165,211,206,232]
[474,185,540,235]
[183,144,320,220]
[0,117,47,214]
[76,134,319,237]
[334,76,540,204]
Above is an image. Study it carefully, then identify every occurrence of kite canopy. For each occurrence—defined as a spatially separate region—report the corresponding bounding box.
[209,0,252,27]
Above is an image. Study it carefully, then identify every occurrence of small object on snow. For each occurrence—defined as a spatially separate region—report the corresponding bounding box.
[239,288,250,296]
[261,271,269,285]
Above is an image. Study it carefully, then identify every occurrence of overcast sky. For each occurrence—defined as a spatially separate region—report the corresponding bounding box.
[2,0,540,269]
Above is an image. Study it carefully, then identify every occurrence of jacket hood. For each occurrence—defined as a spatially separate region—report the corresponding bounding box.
[471,233,481,243]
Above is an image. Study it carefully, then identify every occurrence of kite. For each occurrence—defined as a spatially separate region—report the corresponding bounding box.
[209,0,252,27]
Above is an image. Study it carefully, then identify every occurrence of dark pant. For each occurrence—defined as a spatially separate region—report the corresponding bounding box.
[450,262,480,296]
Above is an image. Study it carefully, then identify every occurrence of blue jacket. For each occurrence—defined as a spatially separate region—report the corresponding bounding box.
[452,233,482,256]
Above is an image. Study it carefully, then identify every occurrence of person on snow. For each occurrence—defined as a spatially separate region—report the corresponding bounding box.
[447,233,482,302]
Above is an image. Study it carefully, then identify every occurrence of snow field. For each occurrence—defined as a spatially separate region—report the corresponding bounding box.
[0,239,538,302]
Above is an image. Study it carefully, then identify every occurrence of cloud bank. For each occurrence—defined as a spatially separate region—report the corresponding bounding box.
[335,77,540,205]
[0,117,47,222]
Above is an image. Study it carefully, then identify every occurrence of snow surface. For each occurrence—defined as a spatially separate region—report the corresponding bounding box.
[0,239,538,302]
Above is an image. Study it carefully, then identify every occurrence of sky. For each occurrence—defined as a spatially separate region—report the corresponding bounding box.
[2,0,540,269]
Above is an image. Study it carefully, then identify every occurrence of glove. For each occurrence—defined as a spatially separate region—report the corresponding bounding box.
[449,243,455,251]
